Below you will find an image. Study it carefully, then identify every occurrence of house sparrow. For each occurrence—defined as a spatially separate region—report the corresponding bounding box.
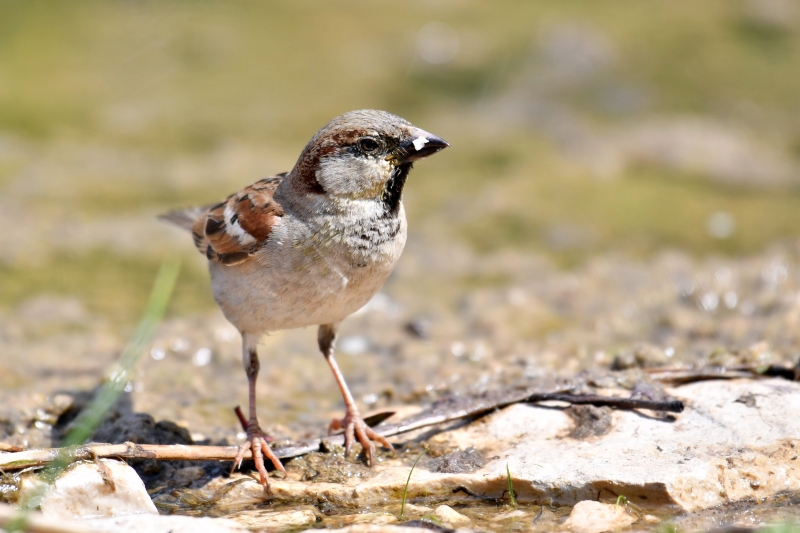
[161,109,448,492]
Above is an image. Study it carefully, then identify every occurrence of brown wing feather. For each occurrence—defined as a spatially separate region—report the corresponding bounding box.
[187,174,286,266]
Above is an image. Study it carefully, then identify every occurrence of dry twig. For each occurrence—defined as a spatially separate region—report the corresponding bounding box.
[0,388,683,472]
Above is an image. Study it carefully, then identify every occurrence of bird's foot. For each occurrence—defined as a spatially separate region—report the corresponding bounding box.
[231,420,286,494]
[329,409,394,466]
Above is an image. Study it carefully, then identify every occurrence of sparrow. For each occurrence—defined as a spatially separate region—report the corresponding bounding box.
[161,109,448,492]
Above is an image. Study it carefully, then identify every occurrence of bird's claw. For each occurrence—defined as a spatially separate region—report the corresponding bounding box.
[329,411,394,466]
[231,421,285,494]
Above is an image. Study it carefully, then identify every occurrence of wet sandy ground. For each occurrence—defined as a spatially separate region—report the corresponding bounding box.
[3,241,800,530]
[4,241,800,445]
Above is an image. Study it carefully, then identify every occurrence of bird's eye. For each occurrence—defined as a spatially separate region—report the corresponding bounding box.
[358,138,380,153]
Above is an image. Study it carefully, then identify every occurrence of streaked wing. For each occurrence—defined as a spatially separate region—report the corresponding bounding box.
[173,174,286,265]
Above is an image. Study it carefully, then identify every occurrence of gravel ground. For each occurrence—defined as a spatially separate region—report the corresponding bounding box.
[3,239,800,447]
[4,241,800,531]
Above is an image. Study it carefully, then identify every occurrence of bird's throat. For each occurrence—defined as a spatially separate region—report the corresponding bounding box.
[381,162,412,217]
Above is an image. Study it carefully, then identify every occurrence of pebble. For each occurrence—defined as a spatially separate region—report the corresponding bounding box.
[562,500,636,533]
[433,504,470,527]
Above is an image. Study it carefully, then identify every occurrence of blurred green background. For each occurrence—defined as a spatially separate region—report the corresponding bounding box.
[1,0,800,322]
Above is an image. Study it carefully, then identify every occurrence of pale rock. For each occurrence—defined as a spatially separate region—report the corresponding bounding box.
[433,504,470,527]
[226,508,318,530]
[20,459,157,519]
[563,501,636,533]
[0,503,248,533]
[89,513,248,533]
[435,378,800,511]
[200,379,800,513]
[0,503,95,533]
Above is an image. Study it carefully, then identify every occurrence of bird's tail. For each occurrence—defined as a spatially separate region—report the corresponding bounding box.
[158,206,207,232]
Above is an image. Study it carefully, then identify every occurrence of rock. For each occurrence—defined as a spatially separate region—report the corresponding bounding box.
[433,505,470,527]
[0,502,92,533]
[427,447,486,473]
[564,405,613,438]
[202,378,800,513]
[89,513,248,532]
[20,459,157,519]
[440,378,800,512]
[563,501,636,533]
[0,502,247,533]
[226,508,319,530]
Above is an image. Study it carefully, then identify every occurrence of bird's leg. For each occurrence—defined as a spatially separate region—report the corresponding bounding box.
[319,323,394,466]
[231,334,285,493]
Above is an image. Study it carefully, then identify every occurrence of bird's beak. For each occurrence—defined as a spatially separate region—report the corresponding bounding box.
[396,128,449,163]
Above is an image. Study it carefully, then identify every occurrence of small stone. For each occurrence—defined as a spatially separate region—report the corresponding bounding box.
[610,351,637,370]
[563,501,635,533]
[404,317,432,339]
[49,394,75,417]
[20,459,157,520]
[633,343,668,367]
[433,505,470,528]
[226,508,318,530]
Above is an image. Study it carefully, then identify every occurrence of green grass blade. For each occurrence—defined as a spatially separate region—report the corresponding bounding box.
[6,258,180,532]
[506,463,517,507]
[62,257,180,446]
[399,448,428,519]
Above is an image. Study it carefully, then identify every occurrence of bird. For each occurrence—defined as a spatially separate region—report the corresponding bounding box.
[161,109,448,492]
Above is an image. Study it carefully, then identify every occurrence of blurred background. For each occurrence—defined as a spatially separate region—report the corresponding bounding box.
[3,0,800,439]
[3,0,800,320]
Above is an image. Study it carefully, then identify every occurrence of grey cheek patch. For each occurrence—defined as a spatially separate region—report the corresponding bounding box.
[412,136,429,151]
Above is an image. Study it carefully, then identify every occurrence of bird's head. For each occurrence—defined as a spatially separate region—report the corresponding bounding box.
[289,110,448,211]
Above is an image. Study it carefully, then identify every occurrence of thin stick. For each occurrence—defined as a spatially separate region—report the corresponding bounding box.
[648,364,799,384]
[522,392,684,413]
[0,390,684,471]
[0,443,24,453]
[233,406,248,432]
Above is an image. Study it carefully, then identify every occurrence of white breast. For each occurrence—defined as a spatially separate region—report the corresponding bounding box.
[209,206,407,335]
